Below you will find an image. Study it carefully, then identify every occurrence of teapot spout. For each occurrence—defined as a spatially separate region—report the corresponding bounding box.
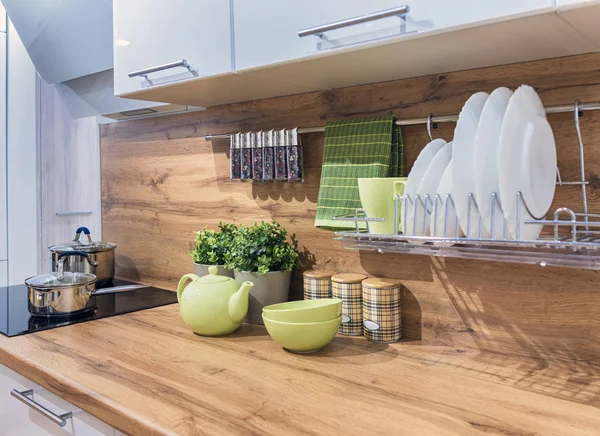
[228,281,254,324]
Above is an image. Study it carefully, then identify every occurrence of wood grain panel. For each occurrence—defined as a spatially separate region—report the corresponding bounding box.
[101,54,600,406]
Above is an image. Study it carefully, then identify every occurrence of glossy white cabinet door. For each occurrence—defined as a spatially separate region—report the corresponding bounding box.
[0,364,115,436]
[0,32,6,261]
[113,0,232,96]
[234,0,553,71]
[557,0,600,7]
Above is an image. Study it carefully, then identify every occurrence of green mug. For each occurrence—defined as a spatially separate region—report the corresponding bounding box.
[357,177,407,235]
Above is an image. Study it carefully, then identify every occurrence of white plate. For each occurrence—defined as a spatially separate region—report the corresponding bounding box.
[413,142,453,236]
[402,138,446,235]
[473,87,513,240]
[452,92,489,238]
[498,85,556,240]
[430,161,461,239]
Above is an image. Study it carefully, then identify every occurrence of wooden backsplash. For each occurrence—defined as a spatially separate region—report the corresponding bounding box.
[102,54,600,407]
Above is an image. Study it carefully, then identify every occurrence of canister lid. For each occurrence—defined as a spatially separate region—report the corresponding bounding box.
[331,273,367,284]
[303,270,336,279]
[25,271,96,289]
[362,277,402,289]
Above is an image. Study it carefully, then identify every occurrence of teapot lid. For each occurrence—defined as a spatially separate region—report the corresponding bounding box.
[197,266,234,283]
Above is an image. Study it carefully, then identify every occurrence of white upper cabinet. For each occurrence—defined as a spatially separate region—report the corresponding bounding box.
[113,0,233,97]
[2,0,113,84]
[234,0,554,71]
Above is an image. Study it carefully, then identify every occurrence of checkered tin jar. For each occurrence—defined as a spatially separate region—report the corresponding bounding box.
[303,270,336,300]
[331,273,367,336]
[362,277,402,343]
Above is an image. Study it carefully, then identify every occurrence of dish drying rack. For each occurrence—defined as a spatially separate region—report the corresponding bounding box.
[330,100,600,270]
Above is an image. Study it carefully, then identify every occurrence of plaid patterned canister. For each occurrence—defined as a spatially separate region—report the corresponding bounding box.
[332,273,367,336]
[303,270,336,300]
[362,278,402,343]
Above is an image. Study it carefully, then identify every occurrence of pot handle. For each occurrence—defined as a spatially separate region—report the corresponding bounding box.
[74,226,93,244]
[57,251,99,267]
[177,274,200,303]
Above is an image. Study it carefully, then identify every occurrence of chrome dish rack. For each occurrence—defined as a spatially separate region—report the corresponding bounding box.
[333,100,600,270]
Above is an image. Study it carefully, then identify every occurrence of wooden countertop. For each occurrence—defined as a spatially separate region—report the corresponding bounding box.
[0,305,598,436]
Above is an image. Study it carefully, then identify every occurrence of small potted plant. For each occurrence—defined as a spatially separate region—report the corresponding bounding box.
[190,222,236,278]
[225,219,299,324]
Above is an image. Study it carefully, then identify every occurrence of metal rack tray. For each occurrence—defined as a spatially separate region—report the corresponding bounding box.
[333,100,600,270]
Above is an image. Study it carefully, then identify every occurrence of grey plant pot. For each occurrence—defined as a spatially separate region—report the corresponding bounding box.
[193,263,234,278]
[234,270,292,325]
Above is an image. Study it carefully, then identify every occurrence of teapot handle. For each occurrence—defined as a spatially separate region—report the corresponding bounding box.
[177,274,200,303]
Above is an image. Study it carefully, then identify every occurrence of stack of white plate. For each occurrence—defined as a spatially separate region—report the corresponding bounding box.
[402,85,557,241]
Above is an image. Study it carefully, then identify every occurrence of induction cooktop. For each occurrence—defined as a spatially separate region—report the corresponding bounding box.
[0,279,178,337]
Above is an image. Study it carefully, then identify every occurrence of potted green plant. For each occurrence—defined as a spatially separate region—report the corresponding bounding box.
[190,222,237,278]
[225,219,299,324]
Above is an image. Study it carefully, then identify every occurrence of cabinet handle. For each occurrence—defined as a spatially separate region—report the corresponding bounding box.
[11,389,73,427]
[55,211,93,216]
[298,5,410,38]
[128,59,195,81]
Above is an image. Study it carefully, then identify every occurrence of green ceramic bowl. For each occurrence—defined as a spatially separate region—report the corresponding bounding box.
[262,298,342,323]
[262,314,341,353]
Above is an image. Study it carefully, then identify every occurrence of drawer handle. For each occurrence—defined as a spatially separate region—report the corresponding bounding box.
[128,59,195,81]
[11,389,73,427]
[298,5,410,38]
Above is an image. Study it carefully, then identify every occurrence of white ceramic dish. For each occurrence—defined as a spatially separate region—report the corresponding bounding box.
[498,85,556,240]
[430,161,461,239]
[452,92,489,238]
[473,87,513,240]
[402,138,446,235]
[413,142,453,236]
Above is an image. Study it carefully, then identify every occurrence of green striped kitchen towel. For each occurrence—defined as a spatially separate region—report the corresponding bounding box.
[314,115,404,231]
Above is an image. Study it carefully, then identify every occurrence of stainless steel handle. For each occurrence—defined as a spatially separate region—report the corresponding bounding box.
[11,389,73,427]
[128,59,194,79]
[91,283,152,296]
[55,211,93,217]
[298,6,410,37]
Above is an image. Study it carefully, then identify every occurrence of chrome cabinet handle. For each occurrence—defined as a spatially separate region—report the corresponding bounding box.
[11,389,73,427]
[55,211,93,216]
[298,5,410,38]
[128,59,195,81]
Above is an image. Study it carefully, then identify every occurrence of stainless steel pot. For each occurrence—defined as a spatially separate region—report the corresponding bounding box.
[49,227,117,287]
[26,251,144,317]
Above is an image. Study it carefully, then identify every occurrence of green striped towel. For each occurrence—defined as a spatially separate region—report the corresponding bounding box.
[314,115,404,231]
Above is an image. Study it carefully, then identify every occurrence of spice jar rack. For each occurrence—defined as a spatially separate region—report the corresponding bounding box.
[228,128,304,182]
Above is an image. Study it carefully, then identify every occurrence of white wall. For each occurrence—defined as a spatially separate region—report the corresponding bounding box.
[7,21,37,284]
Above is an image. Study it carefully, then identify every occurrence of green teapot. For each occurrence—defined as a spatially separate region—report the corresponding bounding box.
[177,266,254,336]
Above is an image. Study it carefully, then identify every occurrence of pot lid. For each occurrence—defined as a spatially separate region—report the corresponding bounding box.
[48,226,117,253]
[25,271,96,289]
[197,265,234,284]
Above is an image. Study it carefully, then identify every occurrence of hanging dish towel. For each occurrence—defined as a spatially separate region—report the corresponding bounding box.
[314,115,404,231]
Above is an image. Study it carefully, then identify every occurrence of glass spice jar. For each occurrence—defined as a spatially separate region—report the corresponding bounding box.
[230,133,241,179]
[252,130,264,180]
[241,132,253,180]
[286,127,303,182]
[275,128,288,180]
[262,130,275,181]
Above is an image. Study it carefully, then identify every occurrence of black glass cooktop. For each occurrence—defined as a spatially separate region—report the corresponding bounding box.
[0,279,178,337]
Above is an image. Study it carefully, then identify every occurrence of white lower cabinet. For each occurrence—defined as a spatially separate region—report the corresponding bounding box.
[0,364,115,436]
